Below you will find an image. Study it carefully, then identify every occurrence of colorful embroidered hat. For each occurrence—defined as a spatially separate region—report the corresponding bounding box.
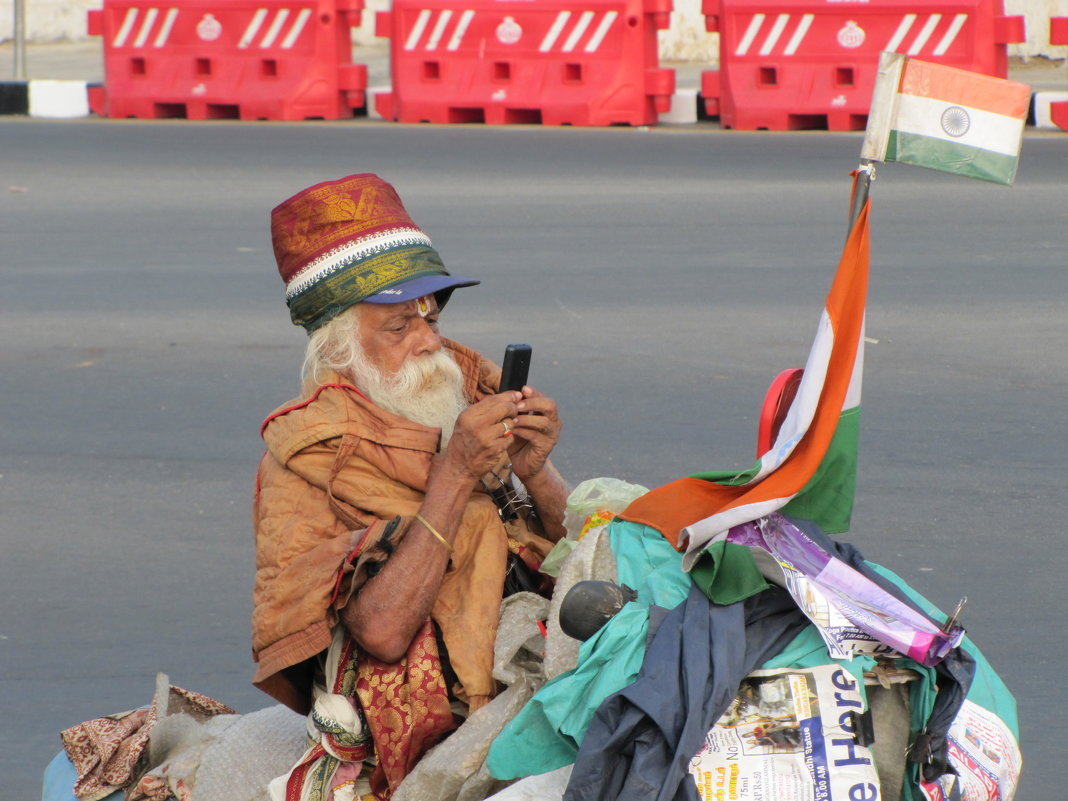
[271,174,479,330]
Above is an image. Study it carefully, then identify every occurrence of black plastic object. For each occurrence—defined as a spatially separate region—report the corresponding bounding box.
[503,551,543,597]
[559,580,637,641]
[498,344,532,392]
[0,83,29,115]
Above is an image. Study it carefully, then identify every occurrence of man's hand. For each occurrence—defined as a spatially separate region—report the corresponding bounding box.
[440,394,521,482]
[506,386,562,483]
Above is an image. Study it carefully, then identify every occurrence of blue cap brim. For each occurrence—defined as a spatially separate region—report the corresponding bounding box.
[363,274,480,304]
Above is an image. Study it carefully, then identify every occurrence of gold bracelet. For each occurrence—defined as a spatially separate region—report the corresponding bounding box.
[415,513,453,553]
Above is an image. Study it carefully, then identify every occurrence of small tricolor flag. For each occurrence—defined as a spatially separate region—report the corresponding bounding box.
[621,172,870,570]
[862,52,1030,186]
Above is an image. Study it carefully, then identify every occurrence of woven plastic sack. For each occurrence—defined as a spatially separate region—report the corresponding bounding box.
[543,527,618,681]
[484,766,572,801]
[392,593,550,801]
[190,705,307,801]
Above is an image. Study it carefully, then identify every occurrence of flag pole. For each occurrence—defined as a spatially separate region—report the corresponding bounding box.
[848,159,876,236]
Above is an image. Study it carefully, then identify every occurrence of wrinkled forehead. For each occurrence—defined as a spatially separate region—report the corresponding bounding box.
[360,294,439,324]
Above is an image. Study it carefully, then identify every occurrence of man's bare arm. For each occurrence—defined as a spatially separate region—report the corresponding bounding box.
[339,394,521,663]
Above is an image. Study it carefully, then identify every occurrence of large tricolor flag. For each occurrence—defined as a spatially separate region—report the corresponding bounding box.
[862,52,1030,186]
[622,174,870,571]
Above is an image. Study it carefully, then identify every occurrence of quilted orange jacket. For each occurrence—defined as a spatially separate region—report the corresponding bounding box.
[251,339,552,712]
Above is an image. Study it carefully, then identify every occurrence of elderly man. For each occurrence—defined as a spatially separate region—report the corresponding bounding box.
[252,174,569,799]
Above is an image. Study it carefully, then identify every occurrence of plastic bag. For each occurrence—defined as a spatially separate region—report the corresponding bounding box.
[541,478,649,578]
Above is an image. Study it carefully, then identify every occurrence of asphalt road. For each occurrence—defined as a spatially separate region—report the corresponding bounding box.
[2,119,1065,801]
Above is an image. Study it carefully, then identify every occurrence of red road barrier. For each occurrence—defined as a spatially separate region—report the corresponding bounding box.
[701,0,1024,130]
[87,0,366,120]
[1051,17,1068,131]
[374,0,674,126]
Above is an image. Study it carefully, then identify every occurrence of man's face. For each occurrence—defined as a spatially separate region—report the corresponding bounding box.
[349,295,467,443]
[357,296,442,378]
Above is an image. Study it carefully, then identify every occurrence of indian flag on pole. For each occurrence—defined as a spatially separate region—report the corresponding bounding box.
[862,52,1030,186]
[621,174,870,571]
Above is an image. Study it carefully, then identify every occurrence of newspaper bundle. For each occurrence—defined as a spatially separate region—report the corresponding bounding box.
[688,665,880,801]
[919,699,1022,801]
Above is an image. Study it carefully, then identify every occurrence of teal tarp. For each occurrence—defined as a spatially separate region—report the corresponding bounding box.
[487,520,691,779]
[487,521,872,780]
[487,520,1019,794]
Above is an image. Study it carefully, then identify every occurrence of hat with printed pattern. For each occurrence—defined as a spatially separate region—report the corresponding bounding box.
[271,173,479,331]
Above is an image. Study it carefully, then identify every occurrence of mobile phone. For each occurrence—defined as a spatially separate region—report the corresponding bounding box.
[498,344,532,393]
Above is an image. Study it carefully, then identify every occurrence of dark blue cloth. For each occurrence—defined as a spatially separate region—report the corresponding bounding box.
[564,583,808,801]
[563,518,976,801]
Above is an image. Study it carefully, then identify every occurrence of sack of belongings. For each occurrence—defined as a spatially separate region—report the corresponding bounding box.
[45,487,1019,801]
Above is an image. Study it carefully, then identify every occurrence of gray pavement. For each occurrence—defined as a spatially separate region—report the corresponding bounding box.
[2,122,1066,801]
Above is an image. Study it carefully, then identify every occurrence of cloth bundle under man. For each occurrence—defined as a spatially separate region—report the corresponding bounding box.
[252,173,570,800]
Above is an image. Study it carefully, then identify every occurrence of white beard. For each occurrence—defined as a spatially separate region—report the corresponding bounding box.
[354,349,468,447]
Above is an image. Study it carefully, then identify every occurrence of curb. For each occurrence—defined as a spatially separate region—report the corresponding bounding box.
[0,81,709,124]
[1,81,1064,132]
[1,79,94,118]
[1033,91,1068,130]
[0,82,29,115]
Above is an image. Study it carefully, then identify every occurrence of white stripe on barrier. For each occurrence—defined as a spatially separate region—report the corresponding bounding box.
[426,9,452,50]
[280,8,312,48]
[759,13,789,56]
[562,11,595,52]
[736,13,765,56]
[783,13,813,55]
[239,9,269,49]
[404,9,432,50]
[153,8,178,47]
[585,10,617,52]
[1033,91,1068,130]
[908,13,941,55]
[540,11,571,52]
[261,9,291,48]
[932,13,967,55]
[446,10,474,50]
[133,8,158,48]
[113,8,139,47]
[885,14,916,52]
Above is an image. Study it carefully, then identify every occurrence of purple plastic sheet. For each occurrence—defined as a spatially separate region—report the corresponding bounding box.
[726,514,963,666]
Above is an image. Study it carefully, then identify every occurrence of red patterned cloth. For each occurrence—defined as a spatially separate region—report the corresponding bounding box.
[60,681,234,801]
[278,622,454,801]
[356,620,457,799]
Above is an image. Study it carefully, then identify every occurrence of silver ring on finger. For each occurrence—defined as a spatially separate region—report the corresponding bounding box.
[501,420,512,436]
